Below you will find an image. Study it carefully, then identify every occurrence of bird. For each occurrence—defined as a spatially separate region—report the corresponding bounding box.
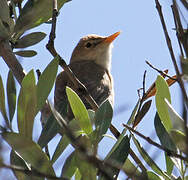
[54,31,120,121]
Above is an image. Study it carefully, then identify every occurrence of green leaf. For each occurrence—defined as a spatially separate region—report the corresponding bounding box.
[165,99,185,133]
[154,112,177,152]
[66,87,92,135]
[0,19,10,38]
[100,136,130,179]
[147,171,163,180]
[14,0,70,38]
[6,71,16,122]
[61,151,77,178]
[170,129,187,153]
[165,153,174,176]
[75,169,81,180]
[155,75,172,131]
[132,135,171,180]
[95,100,113,142]
[75,150,97,180]
[181,57,188,81]
[14,50,37,57]
[0,75,9,127]
[51,135,70,164]
[2,132,55,176]
[122,158,143,179]
[10,150,34,180]
[36,57,58,112]
[38,100,68,148]
[17,70,37,139]
[14,32,46,48]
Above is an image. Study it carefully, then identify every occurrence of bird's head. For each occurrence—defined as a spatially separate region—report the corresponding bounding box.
[70,31,120,71]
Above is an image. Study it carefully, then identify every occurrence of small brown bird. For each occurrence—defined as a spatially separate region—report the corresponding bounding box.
[54,31,120,120]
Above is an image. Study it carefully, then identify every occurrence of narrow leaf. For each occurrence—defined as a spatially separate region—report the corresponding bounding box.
[14,50,37,57]
[155,75,172,131]
[132,135,171,179]
[6,71,16,122]
[100,136,130,179]
[51,135,70,164]
[147,171,163,180]
[0,75,9,127]
[165,99,185,133]
[17,70,37,139]
[36,57,58,112]
[66,87,92,135]
[154,112,176,151]
[133,100,152,127]
[95,100,113,142]
[14,32,46,48]
[61,151,77,178]
[2,132,55,176]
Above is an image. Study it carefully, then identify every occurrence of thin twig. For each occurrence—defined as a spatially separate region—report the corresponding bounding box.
[142,70,147,97]
[1,163,69,180]
[146,60,177,80]
[123,124,188,162]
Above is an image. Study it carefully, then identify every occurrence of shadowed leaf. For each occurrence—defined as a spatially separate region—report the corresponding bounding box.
[133,100,152,128]
[14,32,46,48]
[17,70,36,139]
[36,57,58,112]
[6,71,16,122]
[14,50,37,57]
[2,132,55,176]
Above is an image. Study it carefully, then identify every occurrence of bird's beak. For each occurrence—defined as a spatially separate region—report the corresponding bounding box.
[104,31,121,43]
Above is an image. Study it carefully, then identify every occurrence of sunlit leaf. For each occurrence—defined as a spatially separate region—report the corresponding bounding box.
[6,71,16,122]
[36,57,58,112]
[155,75,172,131]
[165,99,185,133]
[2,132,55,176]
[14,50,37,57]
[66,87,92,135]
[147,171,163,180]
[14,32,46,48]
[17,70,36,139]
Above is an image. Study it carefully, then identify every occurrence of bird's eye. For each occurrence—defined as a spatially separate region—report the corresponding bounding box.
[85,42,92,48]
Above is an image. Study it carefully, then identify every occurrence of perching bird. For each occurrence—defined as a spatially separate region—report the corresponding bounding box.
[54,31,120,120]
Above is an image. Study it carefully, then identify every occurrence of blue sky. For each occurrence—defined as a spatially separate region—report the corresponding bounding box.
[0,0,186,179]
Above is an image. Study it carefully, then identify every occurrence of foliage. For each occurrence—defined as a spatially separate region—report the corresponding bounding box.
[0,0,187,179]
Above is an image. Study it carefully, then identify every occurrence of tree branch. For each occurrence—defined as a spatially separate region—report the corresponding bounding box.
[0,39,25,84]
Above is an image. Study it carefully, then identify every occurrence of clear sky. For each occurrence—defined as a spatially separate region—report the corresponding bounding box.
[0,0,186,179]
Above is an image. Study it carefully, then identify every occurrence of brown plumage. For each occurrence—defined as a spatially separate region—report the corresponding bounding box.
[54,32,120,120]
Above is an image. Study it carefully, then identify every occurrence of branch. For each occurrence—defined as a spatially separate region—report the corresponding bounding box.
[1,163,69,180]
[123,124,188,162]
[155,0,188,108]
[0,39,25,84]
